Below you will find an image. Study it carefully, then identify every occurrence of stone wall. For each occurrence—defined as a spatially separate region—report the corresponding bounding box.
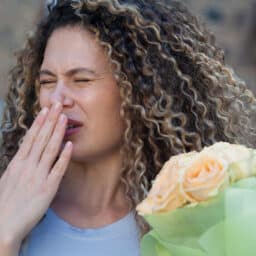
[185,0,256,93]
[0,0,40,97]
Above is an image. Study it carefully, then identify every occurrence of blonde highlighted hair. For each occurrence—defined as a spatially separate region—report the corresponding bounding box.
[1,0,256,237]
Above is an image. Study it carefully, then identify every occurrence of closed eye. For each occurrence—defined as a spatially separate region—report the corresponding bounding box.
[74,79,91,83]
[39,79,92,87]
[39,80,56,85]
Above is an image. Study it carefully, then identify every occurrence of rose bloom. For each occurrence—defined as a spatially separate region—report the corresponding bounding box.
[136,142,251,215]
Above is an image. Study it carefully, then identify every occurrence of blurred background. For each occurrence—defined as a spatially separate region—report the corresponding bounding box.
[0,0,255,117]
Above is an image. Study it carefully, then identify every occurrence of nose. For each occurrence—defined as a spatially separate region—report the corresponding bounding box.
[49,81,74,107]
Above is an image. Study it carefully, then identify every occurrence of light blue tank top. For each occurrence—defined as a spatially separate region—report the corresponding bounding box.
[19,208,141,256]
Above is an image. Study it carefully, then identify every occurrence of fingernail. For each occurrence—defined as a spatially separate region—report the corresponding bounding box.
[41,107,49,116]
[59,114,67,123]
[54,102,62,110]
[66,141,73,148]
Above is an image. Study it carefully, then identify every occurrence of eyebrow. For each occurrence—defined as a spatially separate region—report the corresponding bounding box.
[39,67,99,77]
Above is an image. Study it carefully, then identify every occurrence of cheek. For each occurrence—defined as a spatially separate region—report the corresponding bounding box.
[86,87,124,133]
[101,94,125,132]
[39,90,49,108]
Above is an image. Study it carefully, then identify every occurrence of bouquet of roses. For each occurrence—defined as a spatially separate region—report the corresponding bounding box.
[136,142,256,256]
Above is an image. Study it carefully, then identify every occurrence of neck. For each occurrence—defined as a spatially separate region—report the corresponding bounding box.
[50,150,130,219]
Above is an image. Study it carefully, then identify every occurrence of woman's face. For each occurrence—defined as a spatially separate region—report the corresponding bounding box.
[39,26,126,162]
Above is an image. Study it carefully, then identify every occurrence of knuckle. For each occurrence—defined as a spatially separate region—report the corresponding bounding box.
[47,142,58,153]
[36,133,45,144]
[34,116,42,126]
[15,148,26,160]
[8,160,20,172]
[59,152,68,162]
[37,132,51,148]
[55,158,65,172]
[25,129,35,141]
[24,129,31,138]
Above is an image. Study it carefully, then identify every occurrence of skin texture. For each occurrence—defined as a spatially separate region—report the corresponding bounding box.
[1,0,256,239]
[0,104,73,246]
[39,26,129,227]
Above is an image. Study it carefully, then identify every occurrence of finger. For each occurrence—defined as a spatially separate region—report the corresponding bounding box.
[47,141,73,192]
[29,102,62,163]
[15,107,49,160]
[39,114,67,175]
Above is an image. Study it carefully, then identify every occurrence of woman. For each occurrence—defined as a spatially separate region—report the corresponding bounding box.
[0,0,255,255]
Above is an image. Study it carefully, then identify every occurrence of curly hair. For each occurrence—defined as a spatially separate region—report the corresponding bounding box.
[1,0,256,238]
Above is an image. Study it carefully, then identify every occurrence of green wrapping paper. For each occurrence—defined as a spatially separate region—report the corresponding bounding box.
[141,177,256,256]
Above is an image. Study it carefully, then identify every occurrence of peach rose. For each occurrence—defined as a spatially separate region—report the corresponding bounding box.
[136,142,252,216]
[136,151,197,215]
[181,154,228,202]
